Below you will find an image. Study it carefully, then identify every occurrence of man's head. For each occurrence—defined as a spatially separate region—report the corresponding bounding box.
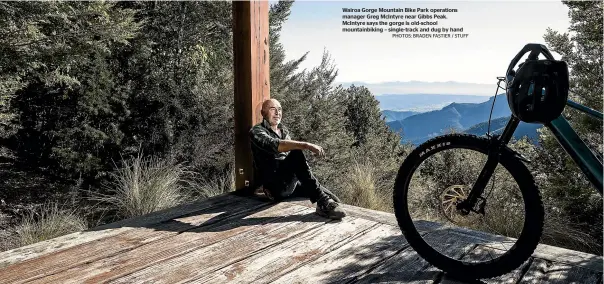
[261,99,282,126]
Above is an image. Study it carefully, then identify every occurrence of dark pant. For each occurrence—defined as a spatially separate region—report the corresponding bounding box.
[263,150,333,203]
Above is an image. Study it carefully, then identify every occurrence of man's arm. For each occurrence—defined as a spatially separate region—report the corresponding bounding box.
[279,139,324,157]
[277,139,309,152]
[250,127,324,157]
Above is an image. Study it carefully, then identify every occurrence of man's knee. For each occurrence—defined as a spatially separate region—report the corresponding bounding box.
[288,149,311,165]
[289,149,305,158]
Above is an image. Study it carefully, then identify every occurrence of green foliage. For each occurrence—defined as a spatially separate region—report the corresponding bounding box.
[543,0,603,145]
[529,0,603,254]
[1,2,236,184]
[0,1,409,230]
[115,1,235,176]
[2,2,140,178]
[3,0,598,257]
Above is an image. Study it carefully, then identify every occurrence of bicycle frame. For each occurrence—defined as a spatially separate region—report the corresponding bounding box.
[459,43,603,213]
[545,100,603,194]
[464,100,603,211]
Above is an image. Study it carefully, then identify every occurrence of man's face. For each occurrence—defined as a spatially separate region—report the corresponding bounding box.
[264,100,282,126]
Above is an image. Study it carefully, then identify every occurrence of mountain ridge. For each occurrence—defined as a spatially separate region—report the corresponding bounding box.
[383,94,541,144]
[339,80,498,96]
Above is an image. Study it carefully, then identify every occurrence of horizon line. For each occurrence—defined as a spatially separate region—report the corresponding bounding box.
[335,80,497,85]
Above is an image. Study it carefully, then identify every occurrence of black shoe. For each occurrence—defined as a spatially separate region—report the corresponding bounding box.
[316,196,346,220]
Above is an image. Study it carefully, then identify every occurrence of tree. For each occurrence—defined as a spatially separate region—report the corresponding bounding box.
[533,0,603,254]
[2,2,139,180]
[543,0,602,150]
[115,1,235,176]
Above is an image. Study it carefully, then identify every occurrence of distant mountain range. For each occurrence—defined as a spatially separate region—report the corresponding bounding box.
[383,94,543,145]
[374,94,492,112]
[338,80,498,96]
[464,116,543,141]
[381,110,420,122]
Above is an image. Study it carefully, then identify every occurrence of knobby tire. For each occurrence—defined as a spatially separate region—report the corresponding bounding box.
[393,134,544,279]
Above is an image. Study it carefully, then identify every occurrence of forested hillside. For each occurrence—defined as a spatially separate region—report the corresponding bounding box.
[0,1,406,251]
[384,95,542,144]
[0,1,600,256]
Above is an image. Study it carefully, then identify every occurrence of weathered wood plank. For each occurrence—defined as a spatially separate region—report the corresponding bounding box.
[353,228,480,283]
[328,203,398,227]
[287,199,451,232]
[271,223,410,284]
[433,222,603,274]
[1,193,599,284]
[0,192,241,269]
[439,245,533,284]
[520,258,602,284]
[0,195,268,284]
[27,202,311,284]
[529,243,603,273]
[109,208,329,283]
[194,217,378,284]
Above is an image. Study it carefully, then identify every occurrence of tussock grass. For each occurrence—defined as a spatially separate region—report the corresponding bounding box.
[12,203,87,247]
[186,167,234,199]
[341,162,388,211]
[542,214,601,254]
[90,153,190,219]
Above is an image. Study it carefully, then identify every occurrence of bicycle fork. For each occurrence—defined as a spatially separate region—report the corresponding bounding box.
[458,117,521,215]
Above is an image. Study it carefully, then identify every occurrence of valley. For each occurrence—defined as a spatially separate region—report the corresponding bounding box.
[378,94,543,145]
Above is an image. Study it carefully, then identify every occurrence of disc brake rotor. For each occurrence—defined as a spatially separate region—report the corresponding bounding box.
[439,185,469,224]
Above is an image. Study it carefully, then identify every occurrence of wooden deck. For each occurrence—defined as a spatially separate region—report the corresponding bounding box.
[0,193,601,283]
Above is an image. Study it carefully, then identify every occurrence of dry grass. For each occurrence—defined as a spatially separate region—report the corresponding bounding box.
[541,213,601,254]
[401,144,601,254]
[186,167,235,199]
[11,202,87,247]
[89,153,190,219]
[340,162,389,211]
[406,148,527,239]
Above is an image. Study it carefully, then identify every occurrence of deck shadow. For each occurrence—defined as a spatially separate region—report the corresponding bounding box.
[86,193,331,235]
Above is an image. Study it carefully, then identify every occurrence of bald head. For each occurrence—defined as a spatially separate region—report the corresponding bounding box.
[261,99,282,126]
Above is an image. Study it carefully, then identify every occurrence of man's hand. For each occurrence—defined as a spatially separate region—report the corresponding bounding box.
[306,143,325,158]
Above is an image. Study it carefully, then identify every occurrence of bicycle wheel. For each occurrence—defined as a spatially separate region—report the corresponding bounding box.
[393,134,544,279]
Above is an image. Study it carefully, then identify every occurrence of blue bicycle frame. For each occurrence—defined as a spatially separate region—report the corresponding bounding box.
[545,100,603,194]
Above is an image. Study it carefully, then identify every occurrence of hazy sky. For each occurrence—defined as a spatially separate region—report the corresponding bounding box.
[277,1,571,86]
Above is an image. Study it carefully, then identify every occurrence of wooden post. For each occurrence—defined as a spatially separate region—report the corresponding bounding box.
[232,0,270,192]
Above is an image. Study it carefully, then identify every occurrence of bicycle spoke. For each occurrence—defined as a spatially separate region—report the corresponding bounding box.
[406,145,527,263]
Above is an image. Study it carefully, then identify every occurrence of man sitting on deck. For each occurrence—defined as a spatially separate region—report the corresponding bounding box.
[249,99,347,220]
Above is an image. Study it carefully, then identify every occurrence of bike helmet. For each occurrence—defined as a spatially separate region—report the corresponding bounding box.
[505,44,570,124]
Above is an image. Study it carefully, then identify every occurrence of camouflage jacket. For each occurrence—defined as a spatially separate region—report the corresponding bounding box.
[249,119,292,186]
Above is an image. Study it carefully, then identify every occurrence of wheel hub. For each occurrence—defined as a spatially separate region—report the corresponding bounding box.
[439,185,469,222]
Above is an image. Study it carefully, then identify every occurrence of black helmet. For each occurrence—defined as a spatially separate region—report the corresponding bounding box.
[505,44,570,124]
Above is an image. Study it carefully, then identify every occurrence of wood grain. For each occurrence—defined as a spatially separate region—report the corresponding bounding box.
[529,243,603,273]
[28,202,311,284]
[439,245,533,284]
[521,258,602,284]
[109,207,329,283]
[194,217,377,283]
[0,193,239,270]
[0,195,267,284]
[1,194,600,284]
[232,0,270,190]
[271,223,410,284]
[353,228,481,283]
